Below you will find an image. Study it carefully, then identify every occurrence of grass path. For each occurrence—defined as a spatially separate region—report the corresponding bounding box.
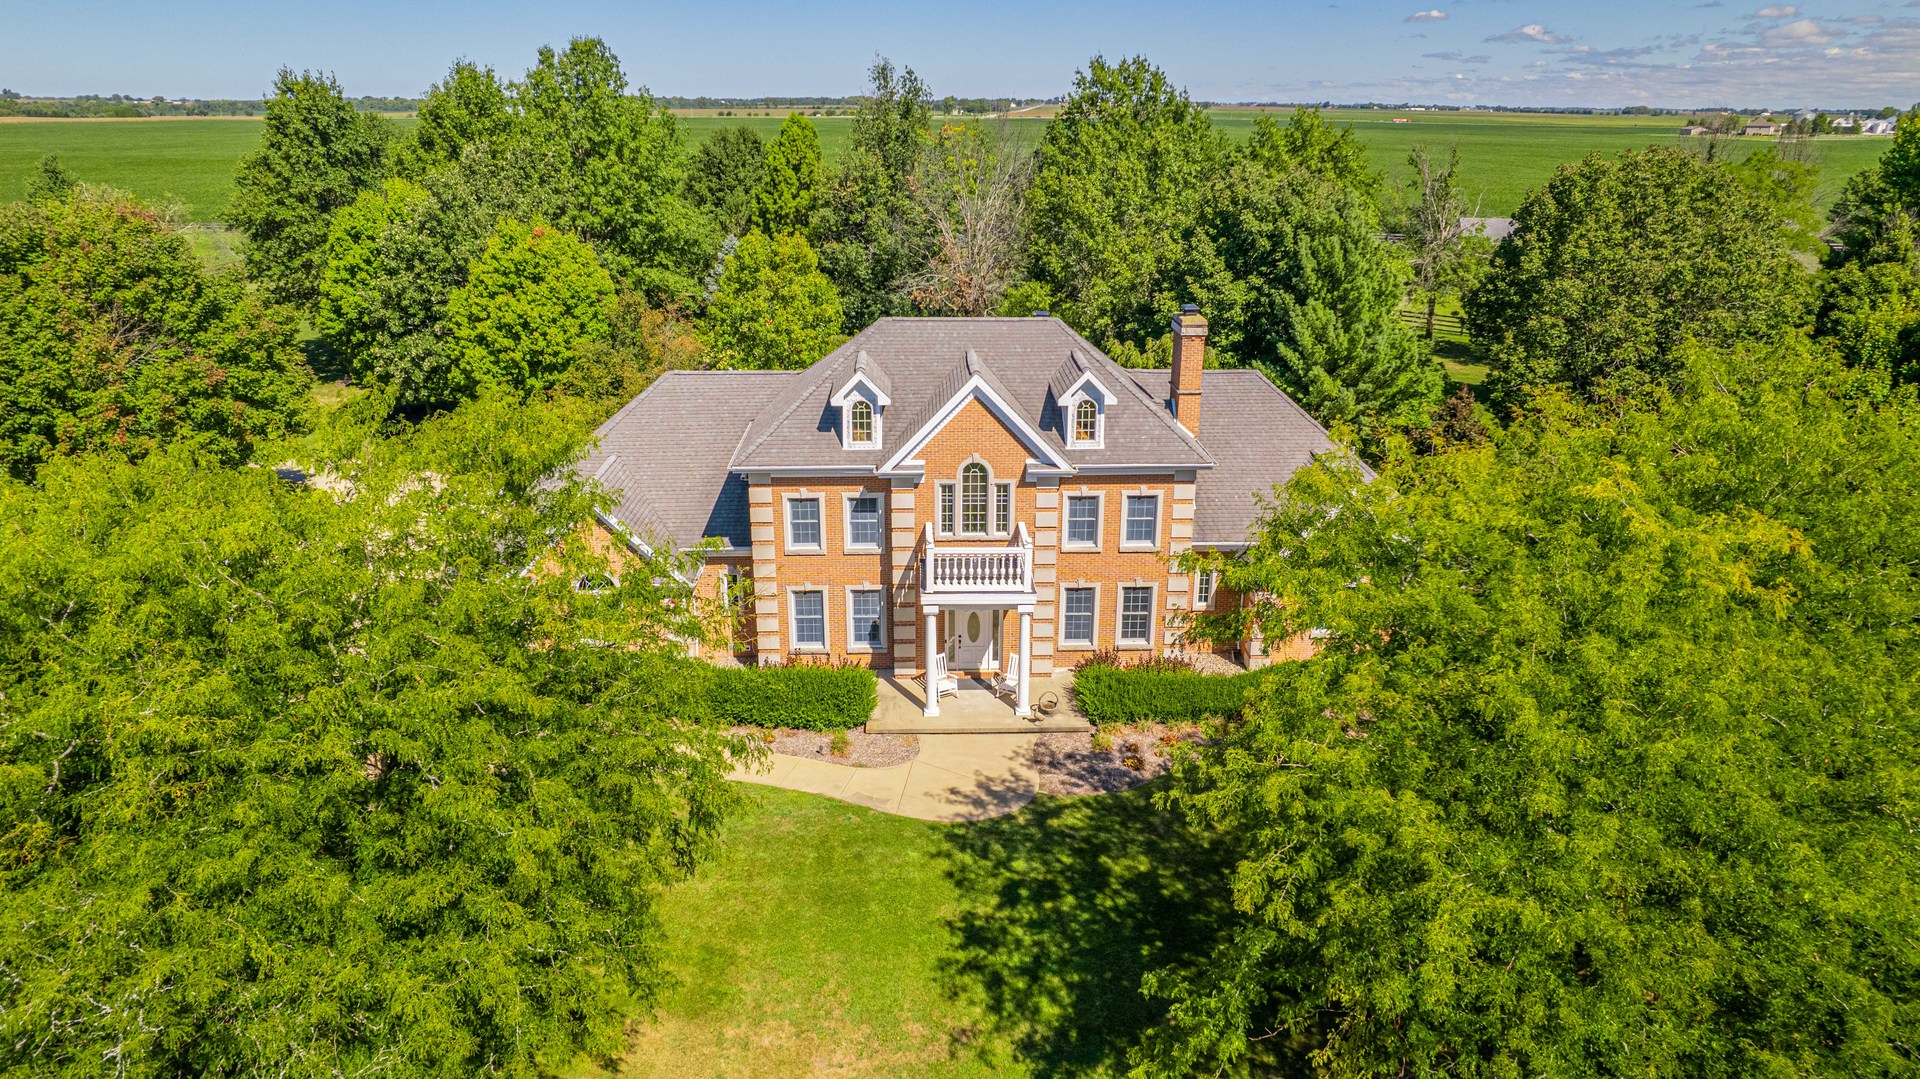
[581,781,1234,1078]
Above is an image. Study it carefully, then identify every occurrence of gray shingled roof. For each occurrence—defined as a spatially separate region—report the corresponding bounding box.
[575,319,1349,553]
[1124,368,1346,546]
[730,317,1214,470]
[577,370,797,550]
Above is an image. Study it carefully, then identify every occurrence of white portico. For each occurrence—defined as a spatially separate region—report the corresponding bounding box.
[918,522,1036,718]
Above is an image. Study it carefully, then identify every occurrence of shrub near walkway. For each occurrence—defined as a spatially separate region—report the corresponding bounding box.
[1069,653,1265,725]
[701,661,877,730]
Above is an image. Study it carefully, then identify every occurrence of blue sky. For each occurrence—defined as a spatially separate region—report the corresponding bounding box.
[4,0,1916,108]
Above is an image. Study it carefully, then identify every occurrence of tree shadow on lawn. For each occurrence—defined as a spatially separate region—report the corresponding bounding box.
[936,777,1258,1077]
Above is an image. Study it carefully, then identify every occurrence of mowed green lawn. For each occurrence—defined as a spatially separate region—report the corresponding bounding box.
[0,108,1888,222]
[576,782,1233,1079]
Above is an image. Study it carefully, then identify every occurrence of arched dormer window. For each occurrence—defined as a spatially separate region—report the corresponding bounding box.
[849,399,874,445]
[1074,399,1098,443]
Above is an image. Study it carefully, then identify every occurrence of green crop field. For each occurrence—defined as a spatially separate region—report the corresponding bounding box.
[0,108,1888,223]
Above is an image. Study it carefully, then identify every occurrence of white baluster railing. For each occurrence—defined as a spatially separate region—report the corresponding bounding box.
[918,528,1034,594]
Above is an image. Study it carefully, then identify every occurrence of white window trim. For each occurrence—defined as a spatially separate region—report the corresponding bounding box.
[1061,490,1104,551]
[1194,568,1216,610]
[944,456,1011,539]
[1120,491,1162,552]
[844,584,888,652]
[786,586,829,653]
[1057,582,1101,650]
[782,493,826,554]
[937,481,956,536]
[841,490,886,553]
[1116,582,1158,649]
[1067,366,1113,447]
[844,398,881,449]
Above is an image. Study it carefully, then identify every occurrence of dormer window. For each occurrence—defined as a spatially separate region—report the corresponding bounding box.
[1062,385,1107,448]
[850,399,874,445]
[1074,399,1098,443]
[830,354,890,451]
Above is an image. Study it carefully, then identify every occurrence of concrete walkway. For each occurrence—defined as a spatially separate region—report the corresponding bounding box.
[728,734,1040,822]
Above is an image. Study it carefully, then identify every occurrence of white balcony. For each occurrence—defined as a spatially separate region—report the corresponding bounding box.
[918,523,1034,603]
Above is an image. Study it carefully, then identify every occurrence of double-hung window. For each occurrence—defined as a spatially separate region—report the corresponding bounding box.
[1123,494,1159,547]
[994,483,1012,535]
[1119,586,1154,645]
[1062,587,1096,646]
[791,590,826,650]
[1195,569,1215,609]
[847,495,882,550]
[938,483,956,535]
[786,496,823,551]
[1065,495,1100,548]
[849,589,884,650]
[959,464,990,535]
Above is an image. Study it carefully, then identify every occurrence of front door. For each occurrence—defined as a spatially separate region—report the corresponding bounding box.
[946,608,1000,673]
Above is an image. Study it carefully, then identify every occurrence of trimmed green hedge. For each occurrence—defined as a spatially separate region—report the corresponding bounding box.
[1070,659,1266,726]
[703,662,878,731]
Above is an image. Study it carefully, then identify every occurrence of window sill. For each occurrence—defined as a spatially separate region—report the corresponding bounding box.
[790,645,829,654]
[1060,542,1101,552]
[847,645,887,654]
[843,544,883,554]
[1116,640,1154,650]
[1119,542,1159,553]
[783,547,826,556]
[1058,641,1097,650]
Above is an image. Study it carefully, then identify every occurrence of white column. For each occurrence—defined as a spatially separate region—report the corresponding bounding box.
[923,608,940,717]
[1016,609,1033,718]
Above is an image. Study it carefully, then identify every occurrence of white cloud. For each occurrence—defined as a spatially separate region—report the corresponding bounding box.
[1406,9,1449,21]
[1763,17,1835,44]
[1487,23,1567,43]
[1752,5,1799,16]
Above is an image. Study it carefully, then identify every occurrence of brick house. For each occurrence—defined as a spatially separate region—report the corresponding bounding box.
[574,309,1341,718]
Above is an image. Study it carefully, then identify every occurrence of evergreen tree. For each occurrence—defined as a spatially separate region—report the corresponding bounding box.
[229,69,391,308]
[23,153,75,201]
[1024,56,1222,345]
[752,113,823,236]
[1184,162,1440,433]
[700,230,842,369]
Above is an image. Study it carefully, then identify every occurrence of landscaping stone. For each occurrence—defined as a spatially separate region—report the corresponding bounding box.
[731,727,920,768]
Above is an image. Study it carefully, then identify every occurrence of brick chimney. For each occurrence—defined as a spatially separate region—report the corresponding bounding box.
[1170,304,1206,435]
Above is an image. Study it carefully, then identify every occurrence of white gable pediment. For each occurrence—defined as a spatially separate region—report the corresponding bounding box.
[880,366,1071,478]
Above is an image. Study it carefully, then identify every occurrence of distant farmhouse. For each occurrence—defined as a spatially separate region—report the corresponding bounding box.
[1741,121,1784,137]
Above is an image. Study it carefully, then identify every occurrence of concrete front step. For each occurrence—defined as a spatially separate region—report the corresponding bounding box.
[867,713,1091,735]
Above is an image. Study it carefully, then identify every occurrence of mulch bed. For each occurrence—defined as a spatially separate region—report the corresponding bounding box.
[731,727,920,768]
[1031,723,1206,796]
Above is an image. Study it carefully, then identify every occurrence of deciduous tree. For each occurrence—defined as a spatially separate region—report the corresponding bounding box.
[0,393,751,1078]
[1154,339,1920,1077]
[444,218,615,396]
[229,69,391,308]
[1465,147,1805,406]
[1025,56,1221,345]
[0,188,311,479]
[700,230,842,369]
[903,121,1031,316]
[393,59,514,175]
[811,58,935,329]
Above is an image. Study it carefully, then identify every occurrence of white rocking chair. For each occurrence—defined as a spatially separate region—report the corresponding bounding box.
[989,652,1021,702]
[930,651,960,699]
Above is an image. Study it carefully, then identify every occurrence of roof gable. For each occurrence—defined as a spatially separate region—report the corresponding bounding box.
[880,350,1071,476]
